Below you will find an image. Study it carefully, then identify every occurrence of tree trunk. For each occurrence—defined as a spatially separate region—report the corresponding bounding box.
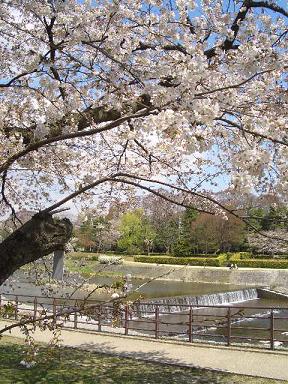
[52,250,65,280]
[0,213,73,285]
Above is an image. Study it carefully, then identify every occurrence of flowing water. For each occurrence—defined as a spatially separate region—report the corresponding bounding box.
[135,288,259,317]
[0,271,252,301]
[2,271,288,349]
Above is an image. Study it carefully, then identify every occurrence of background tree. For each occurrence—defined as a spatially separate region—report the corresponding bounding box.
[172,208,198,256]
[142,194,181,254]
[75,215,111,252]
[117,209,156,255]
[189,213,246,253]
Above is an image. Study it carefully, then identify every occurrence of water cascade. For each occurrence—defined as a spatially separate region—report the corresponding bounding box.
[136,288,258,317]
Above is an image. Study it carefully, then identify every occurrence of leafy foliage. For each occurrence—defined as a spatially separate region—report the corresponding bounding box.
[248,206,288,231]
[117,209,156,255]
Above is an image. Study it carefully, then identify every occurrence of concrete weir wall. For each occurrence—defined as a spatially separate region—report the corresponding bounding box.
[107,262,288,287]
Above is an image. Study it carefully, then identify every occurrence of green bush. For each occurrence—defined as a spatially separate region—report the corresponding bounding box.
[185,254,219,258]
[134,253,288,269]
[250,254,274,259]
[236,259,288,269]
[251,254,288,259]
[134,254,227,267]
[217,254,229,265]
[171,240,193,257]
[67,252,98,261]
[229,252,252,262]
[273,254,288,259]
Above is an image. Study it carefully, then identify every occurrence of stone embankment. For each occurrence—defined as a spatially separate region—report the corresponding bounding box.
[106,261,288,288]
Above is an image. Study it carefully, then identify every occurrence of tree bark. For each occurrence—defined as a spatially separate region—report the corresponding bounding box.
[0,213,73,285]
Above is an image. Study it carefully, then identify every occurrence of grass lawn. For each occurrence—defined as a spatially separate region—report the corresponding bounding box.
[0,336,284,384]
[65,258,98,277]
[65,253,135,279]
[65,259,126,279]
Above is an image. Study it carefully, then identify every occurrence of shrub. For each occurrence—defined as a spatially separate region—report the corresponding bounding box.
[171,240,193,257]
[98,255,123,265]
[273,254,288,259]
[187,254,223,258]
[134,254,227,267]
[250,254,274,259]
[251,254,288,259]
[229,252,252,262]
[134,253,288,268]
[67,252,98,261]
[217,254,229,265]
[239,252,252,259]
[236,259,288,269]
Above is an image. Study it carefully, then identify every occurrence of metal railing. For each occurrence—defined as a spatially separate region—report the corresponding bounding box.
[1,293,288,351]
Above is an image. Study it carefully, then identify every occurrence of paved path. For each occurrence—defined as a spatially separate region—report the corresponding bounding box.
[1,321,288,381]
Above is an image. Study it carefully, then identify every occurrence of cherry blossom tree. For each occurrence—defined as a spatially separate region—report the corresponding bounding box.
[0,0,287,284]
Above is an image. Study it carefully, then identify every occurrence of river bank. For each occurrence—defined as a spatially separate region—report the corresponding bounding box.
[101,261,288,288]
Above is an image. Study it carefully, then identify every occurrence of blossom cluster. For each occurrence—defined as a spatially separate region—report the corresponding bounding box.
[0,0,287,220]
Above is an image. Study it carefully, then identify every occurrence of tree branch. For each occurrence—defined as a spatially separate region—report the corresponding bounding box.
[219,117,288,147]
[0,108,154,175]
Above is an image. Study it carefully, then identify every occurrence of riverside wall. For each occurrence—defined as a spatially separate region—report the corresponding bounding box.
[105,262,288,287]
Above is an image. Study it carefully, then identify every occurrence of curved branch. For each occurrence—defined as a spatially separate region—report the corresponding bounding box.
[0,108,154,174]
[113,173,288,243]
[41,176,116,214]
[1,170,22,226]
[38,172,288,244]
[219,117,288,147]
[0,70,38,88]
[195,68,282,97]
[249,1,288,18]
[111,178,213,215]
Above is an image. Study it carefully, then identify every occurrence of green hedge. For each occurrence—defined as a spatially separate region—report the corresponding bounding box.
[137,253,219,259]
[134,254,227,267]
[134,253,288,269]
[273,255,288,259]
[182,254,219,258]
[67,252,98,261]
[250,254,274,259]
[229,252,252,261]
[251,254,288,259]
[236,259,288,269]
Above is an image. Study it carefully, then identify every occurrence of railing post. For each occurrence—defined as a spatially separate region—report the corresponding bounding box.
[74,311,78,329]
[33,297,37,321]
[124,304,129,335]
[155,305,159,339]
[15,296,18,320]
[270,309,274,350]
[226,307,231,346]
[98,305,102,332]
[188,307,193,342]
[53,298,56,321]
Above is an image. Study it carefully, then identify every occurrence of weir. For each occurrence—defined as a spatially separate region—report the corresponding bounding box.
[136,288,258,317]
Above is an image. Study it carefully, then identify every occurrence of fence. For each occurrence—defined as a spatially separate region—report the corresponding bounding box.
[0,293,288,351]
